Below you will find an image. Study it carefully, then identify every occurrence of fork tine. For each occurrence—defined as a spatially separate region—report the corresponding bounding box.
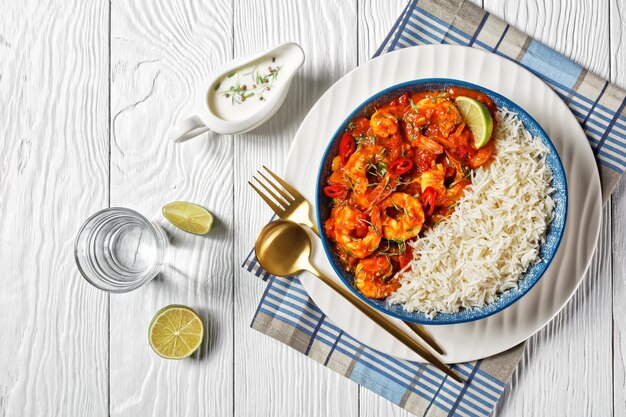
[262,166,301,199]
[248,181,284,214]
[258,171,294,202]
[253,176,290,208]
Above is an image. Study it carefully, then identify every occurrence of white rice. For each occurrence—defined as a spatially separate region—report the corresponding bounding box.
[388,109,555,317]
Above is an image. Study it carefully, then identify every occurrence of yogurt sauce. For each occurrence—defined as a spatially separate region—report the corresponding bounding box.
[209,56,282,121]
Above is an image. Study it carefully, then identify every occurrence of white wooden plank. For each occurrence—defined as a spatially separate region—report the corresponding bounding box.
[232,1,360,416]
[108,1,234,416]
[612,178,626,417]
[482,1,613,416]
[0,0,109,416]
[0,1,618,416]
[356,1,418,416]
[610,0,626,415]
[357,0,408,62]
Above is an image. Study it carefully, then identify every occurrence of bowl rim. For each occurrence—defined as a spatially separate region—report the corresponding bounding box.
[315,77,569,325]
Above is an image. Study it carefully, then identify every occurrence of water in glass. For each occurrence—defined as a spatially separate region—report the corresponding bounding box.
[75,208,168,292]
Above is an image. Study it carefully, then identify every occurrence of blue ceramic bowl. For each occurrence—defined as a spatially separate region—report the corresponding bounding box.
[315,79,568,325]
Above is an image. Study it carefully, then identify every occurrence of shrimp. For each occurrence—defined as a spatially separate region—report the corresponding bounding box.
[354,256,398,299]
[348,172,401,211]
[326,205,382,258]
[380,192,424,241]
[438,178,472,209]
[414,97,461,137]
[468,138,496,169]
[419,164,474,206]
[415,134,445,155]
[403,111,428,142]
[404,102,460,155]
[370,109,399,138]
[343,145,388,195]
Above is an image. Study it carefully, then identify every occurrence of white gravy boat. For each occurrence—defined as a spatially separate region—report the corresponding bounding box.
[170,42,305,143]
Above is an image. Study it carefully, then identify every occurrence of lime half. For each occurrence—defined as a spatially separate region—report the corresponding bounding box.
[455,96,494,149]
[149,305,204,359]
[162,201,213,235]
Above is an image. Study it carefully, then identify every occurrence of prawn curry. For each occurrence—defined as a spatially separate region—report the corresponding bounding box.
[322,88,497,300]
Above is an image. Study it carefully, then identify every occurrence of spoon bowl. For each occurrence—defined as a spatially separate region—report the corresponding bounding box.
[254,220,311,277]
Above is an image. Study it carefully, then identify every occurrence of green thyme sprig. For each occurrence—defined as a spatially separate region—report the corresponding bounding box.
[365,161,388,178]
[219,60,282,105]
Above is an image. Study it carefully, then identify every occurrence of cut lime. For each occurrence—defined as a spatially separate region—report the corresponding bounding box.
[455,96,494,149]
[149,305,204,359]
[162,201,213,235]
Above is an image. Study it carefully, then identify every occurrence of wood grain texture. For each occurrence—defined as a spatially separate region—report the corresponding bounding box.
[232,1,360,416]
[108,1,234,416]
[482,1,613,416]
[357,0,408,63]
[612,173,626,417]
[0,0,109,416]
[611,0,626,415]
[0,0,622,415]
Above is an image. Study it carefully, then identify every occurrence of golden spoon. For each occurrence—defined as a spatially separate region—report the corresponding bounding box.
[254,220,463,383]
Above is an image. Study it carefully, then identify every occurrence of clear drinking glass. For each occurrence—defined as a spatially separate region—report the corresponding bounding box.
[74,207,168,293]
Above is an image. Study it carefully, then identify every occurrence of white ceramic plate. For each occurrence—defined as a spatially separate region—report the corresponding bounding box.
[283,45,602,363]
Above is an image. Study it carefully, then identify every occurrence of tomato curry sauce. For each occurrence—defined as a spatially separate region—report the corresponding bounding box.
[322,87,497,299]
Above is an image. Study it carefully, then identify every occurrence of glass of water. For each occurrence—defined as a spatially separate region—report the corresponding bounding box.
[74,207,168,293]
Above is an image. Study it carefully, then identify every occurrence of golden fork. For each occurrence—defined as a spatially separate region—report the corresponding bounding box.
[248,165,445,356]
[249,166,320,236]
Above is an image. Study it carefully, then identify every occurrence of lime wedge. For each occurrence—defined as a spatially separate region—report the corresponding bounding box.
[455,96,494,149]
[162,201,213,235]
[149,305,204,359]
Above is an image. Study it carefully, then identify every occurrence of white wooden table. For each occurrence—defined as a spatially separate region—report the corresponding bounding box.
[1,0,625,415]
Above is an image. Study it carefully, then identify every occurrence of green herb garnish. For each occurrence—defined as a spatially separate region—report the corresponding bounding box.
[219,63,282,105]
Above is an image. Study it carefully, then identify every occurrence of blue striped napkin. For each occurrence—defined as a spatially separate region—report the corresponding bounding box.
[243,0,626,415]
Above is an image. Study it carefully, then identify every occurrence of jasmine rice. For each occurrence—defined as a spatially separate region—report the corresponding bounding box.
[388,110,555,317]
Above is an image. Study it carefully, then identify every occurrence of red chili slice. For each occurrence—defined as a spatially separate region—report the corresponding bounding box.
[421,186,437,216]
[323,184,347,199]
[389,158,413,176]
[339,133,356,164]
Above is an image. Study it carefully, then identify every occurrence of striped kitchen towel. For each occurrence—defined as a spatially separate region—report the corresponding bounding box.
[243,0,626,416]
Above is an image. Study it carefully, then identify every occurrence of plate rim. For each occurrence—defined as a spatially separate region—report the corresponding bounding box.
[282,44,602,362]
